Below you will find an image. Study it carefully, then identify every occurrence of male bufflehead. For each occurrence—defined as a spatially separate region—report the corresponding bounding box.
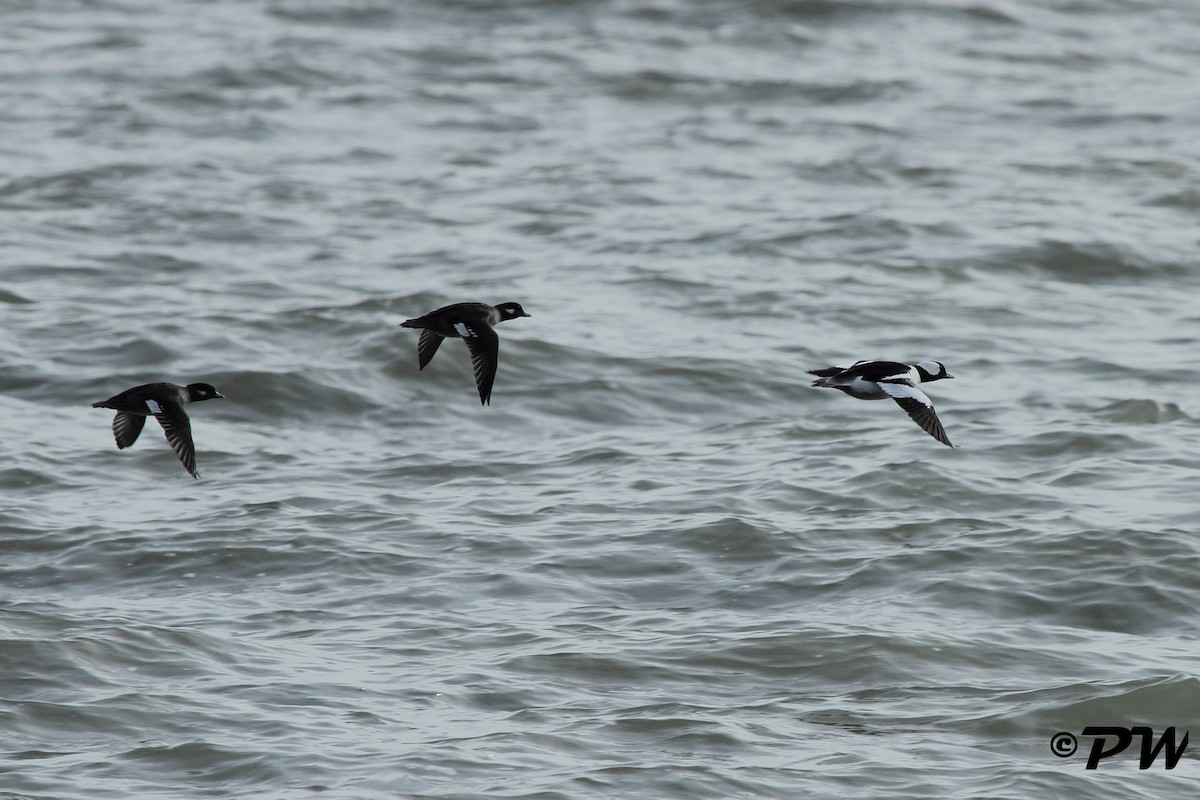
[399,301,530,405]
[91,382,224,478]
[809,360,955,447]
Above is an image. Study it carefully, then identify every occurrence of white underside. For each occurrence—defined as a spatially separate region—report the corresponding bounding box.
[826,376,890,400]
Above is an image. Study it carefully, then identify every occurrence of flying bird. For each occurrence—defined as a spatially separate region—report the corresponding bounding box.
[399,301,530,405]
[91,382,224,478]
[809,360,956,447]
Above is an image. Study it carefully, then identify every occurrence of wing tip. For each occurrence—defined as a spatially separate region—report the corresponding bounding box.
[930,424,954,448]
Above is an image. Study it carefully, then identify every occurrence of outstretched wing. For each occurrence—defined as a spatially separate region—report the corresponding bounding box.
[459,323,500,406]
[877,381,954,448]
[155,406,199,478]
[417,329,445,370]
[112,411,147,449]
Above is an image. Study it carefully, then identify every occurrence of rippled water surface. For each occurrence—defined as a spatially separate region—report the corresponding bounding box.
[4,1,1200,797]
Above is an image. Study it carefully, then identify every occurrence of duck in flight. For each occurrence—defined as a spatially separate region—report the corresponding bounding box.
[399,301,530,405]
[91,382,224,477]
[809,360,956,447]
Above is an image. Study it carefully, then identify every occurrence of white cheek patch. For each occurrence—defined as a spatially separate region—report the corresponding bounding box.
[453,322,474,337]
[916,361,941,378]
[145,399,162,414]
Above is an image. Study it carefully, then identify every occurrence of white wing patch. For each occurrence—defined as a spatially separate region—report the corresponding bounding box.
[878,379,953,446]
[453,322,474,337]
[145,399,163,414]
[878,381,933,407]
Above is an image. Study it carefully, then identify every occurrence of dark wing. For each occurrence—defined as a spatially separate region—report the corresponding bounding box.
[843,361,908,381]
[155,405,199,478]
[808,360,880,379]
[878,381,954,448]
[417,328,445,370]
[112,411,147,449]
[461,323,500,405]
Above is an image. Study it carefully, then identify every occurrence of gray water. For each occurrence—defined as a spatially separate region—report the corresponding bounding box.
[3,1,1200,797]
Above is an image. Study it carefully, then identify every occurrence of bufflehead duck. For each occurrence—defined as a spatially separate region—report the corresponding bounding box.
[809,360,955,447]
[91,382,224,478]
[399,301,530,405]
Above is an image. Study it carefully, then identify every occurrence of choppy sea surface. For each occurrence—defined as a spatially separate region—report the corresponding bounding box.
[3,1,1200,797]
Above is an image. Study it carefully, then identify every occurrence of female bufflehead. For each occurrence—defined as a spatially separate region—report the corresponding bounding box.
[91,382,224,478]
[809,360,955,447]
[400,301,530,405]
